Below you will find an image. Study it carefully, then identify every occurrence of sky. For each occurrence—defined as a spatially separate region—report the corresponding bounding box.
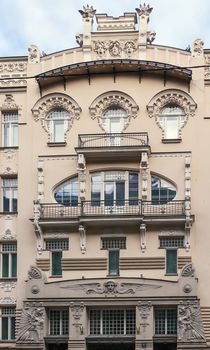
[1,0,210,56]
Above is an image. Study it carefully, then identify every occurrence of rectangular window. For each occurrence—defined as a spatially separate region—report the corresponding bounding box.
[101,237,126,250]
[2,178,17,212]
[155,308,177,335]
[2,112,18,147]
[46,240,69,277]
[108,250,119,276]
[1,243,17,278]
[166,249,177,274]
[1,307,16,340]
[160,236,184,248]
[49,309,69,336]
[89,309,135,335]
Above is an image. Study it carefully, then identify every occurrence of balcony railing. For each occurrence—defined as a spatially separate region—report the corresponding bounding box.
[78,132,149,148]
[38,200,185,219]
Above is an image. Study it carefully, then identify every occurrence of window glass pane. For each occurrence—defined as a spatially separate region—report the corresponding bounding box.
[12,124,18,146]
[54,120,64,142]
[11,317,16,339]
[91,174,101,206]
[102,107,127,134]
[151,175,176,204]
[2,254,9,278]
[109,250,119,276]
[11,254,17,278]
[12,189,17,212]
[54,177,78,207]
[3,124,10,147]
[52,251,62,276]
[165,117,179,139]
[129,173,138,205]
[166,250,177,274]
[105,182,114,206]
[3,189,10,212]
[116,181,125,206]
[2,317,8,340]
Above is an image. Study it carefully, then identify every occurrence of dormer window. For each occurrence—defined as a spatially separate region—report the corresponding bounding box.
[46,109,71,143]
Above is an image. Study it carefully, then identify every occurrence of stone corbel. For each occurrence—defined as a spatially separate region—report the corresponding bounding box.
[33,200,44,254]
[79,225,86,254]
[140,223,146,252]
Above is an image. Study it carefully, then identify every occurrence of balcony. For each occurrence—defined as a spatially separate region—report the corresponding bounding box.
[36,200,186,228]
[75,132,150,161]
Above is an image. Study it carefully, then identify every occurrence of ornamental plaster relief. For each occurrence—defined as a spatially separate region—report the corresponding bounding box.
[192,38,204,57]
[28,44,41,64]
[147,89,197,139]
[17,302,44,343]
[0,296,16,304]
[89,91,139,132]
[31,93,81,142]
[0,282,16,292]
[0,79,27,87]
[0,62,27,74]
[93,40,138,58]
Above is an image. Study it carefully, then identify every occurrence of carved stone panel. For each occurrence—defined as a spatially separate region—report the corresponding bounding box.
[178,300,206,343]
[136,301,153,340]
[17,303,44,343]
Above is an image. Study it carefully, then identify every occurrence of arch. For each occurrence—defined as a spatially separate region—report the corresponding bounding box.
[53,175,79,206]
[151,173,177,203]
[31,93,81,142]
[147,89,197,139]
[89,91,139,132]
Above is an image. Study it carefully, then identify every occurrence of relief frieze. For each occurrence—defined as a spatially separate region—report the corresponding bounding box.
[93,40,137,58]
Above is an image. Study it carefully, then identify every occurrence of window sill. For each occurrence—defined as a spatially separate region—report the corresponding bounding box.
[107,274,120,278]
[47,142,67,147]
[0,146,19,150]
[165,273,178,276]
[49,275,63,278]
[162,138,182,144]
[1,212,18,215]
[0,277,17,281]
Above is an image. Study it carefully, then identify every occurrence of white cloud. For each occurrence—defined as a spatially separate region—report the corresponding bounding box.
[0,0,209,56]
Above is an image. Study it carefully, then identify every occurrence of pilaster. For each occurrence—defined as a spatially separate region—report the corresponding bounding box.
[135,301,153,349]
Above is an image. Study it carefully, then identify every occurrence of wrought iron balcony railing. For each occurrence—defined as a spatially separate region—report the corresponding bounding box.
[38,200,185,219]
[78,132,149,148]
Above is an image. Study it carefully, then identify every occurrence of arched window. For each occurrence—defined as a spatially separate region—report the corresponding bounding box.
[46,109,71,143]
[54,177,78,206]
[159,106,185,139]
[151,175,176,204]
[102,107,128,134]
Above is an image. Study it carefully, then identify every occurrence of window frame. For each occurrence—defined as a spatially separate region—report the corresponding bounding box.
[2,178,18,213]
[2,111,18,148]
[0,307,16,340]
[48,309,69,336]
[154,307,177,336]
[46,108,71,143]
[165,249,178,275]
[108,249,120,276]
[159,105,186,140]
[45,239,69,277]
[0,243,17,279]
[54,176,79,207]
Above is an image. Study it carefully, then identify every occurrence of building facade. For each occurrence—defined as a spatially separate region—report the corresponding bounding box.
[0,3,209,350]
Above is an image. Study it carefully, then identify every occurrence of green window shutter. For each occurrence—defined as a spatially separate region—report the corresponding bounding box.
[11,317,16,339]
[2,317,8,340]
[52,251,62,276]
[11,254,17,278]
[166,250,177,274]
[109,250,119,276]
[2,254,9,278]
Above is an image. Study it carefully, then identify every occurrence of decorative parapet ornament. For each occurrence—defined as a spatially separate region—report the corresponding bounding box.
[79,5,96,19]
[31,93,81,142]
[89,91,139,132]
[147,89,197,139]
[136,4,156,45]
[178,300,206,343]
[136,3,153,17]
[93,40,138,58]
[17,302,44,343]
[181,263,194,277]
[192,38,204,57]
[28,44,41,63]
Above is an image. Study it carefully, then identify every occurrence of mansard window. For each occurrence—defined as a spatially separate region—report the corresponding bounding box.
[1,243,17,278]
[2,112,18,147]
[151,175,176,204]
[159,106,185,139]
[89,309,135,335]
[46,109,71,143]
[102,107,127,134]
[46,240,69,277]
[91,171,139,206]
[54,177,78,206]
[49,309,69,336]
[155,308,177,335]
[0,307,16,340]
[2,178,18,212]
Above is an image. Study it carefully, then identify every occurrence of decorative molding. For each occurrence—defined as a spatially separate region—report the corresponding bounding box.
[31,93,81,142]
[70,302,84,335]
[33,200,44,253]
[0,79,27,87]
[0,296,16,304]
[181,263,194,277]
[78,154,86,201]
[0,62,27,73]
[137,301,152,333]
[93,40,137,58]
[136,4,153,17]
[75,33,83,47]
[79,225,86,254]
[140,152,149,200]
[140,223,146,252]
[37,159,44,201]
[17,303,44,343]
[178,300,206,342]
[183,284,192,294]
[0,228,17,241]
[28,266,43,280]
[89,91,139,132]
[147,89,197,139]
[159,229,185,236]
[28,44,41,63]
[1,94,18,111]
[192,38,204,57]
[0,282,16,292]
[79,5,96,19]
